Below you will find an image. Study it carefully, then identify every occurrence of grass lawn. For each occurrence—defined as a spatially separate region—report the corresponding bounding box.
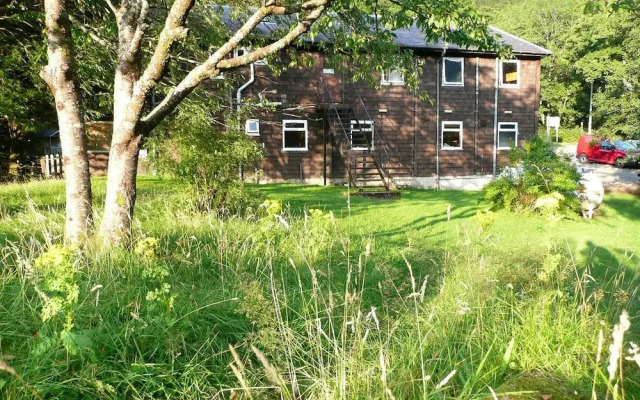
[0,177,638,399]
[260,183,640,277]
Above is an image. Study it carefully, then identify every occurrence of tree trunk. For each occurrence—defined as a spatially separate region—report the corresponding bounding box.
[99,2,144,245]
[100,135,141,243]
[41,0,93,244]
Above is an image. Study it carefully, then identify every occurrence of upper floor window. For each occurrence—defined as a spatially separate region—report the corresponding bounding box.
[282,119,308,151]
[498,122,518,149]
[441,121,463,150]
[443,57,464,86]
[500,60,520,88]
[245,119,260,136]
[233,47,266,65]
[381,69,405,86]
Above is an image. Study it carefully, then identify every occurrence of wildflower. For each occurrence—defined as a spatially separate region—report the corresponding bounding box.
[607,311,631,383]
[134,237,160,259]
[626,342,640,367]
[506,283,514,290]
[456,300,471,315]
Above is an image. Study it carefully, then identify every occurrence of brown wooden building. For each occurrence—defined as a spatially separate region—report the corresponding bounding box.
[235,22,551,190]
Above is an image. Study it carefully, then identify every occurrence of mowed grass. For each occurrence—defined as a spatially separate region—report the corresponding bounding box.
[0,177,639,399]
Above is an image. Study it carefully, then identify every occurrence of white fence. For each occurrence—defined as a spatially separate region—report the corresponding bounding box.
[42,153,63,178]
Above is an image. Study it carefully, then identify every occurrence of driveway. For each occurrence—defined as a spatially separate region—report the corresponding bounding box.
[557,144,640,194]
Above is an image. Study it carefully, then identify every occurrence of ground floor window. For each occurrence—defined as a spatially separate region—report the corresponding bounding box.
[282,119,308,151]
[441,121,463,150]
[350,120,374,150]
[245,119,260,136]
[498,122,518,149]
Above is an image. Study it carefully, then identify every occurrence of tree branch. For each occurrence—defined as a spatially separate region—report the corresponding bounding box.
[68,14,110,47]
[140,0,329,134]
[105,0,117,15]
[127,0,149,58]
[133,0,194,96]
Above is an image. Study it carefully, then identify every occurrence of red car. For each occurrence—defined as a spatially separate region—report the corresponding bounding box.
[576,135,628,167]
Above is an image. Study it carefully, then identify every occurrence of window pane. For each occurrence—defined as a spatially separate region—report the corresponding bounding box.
[285,122,305,129]
[443,122,461,131]
[500,123,517,130]
[284,131,306,148]
[389,70,403,82]
[246,120,259,132]
[444,59,463,84]
[502,62,518,85]
[443,131,461,148]
[499,131,516,148]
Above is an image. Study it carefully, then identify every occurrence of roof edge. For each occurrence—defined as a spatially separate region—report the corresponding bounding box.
[489,26,553,56]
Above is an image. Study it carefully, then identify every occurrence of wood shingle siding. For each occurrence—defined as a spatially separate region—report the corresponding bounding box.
[237,50,543,187]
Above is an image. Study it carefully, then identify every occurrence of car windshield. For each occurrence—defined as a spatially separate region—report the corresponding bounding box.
[614,140,637,151]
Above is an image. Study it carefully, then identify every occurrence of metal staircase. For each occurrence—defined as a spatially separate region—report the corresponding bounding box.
[323,83,398,196]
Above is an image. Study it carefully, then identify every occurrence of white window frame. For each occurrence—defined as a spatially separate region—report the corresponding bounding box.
[441,121,463,150]
[497,122,519,150]
[442,57,464,86]
[282,119,308,151]
[381,69,405,86]
[499,60,520,88]
[245,119,260,136]
[350,120,374,150]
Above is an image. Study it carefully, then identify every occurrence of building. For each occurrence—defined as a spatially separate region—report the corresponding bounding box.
[235,20,551,191]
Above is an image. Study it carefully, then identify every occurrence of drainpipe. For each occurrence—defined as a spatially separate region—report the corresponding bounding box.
[236,62,255,182]
[236,62,255,111]
[436,48,447,189]
[493,57,499,177]
[413,59,418,178]
[474,57,479,175]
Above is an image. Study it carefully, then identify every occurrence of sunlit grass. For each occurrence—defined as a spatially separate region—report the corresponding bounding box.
[0,177,638,399]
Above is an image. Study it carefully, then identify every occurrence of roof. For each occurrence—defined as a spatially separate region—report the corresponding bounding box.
[216,5,552,57]
[30,128,59,138]
[392,25,552,56]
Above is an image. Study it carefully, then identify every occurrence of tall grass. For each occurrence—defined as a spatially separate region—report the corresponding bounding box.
[0,181,638,399]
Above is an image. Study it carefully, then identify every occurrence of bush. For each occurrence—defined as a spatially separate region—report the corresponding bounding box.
[147,98,264,214]
[484,135,581,216]
[556,126,585,143]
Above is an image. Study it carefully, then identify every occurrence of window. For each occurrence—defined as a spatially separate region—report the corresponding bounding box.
[282,119,308,151]
[498,122,518,149]
[443,57,464,86]
[245,119,260,136]
[350,120,374,150]
[381,69,404,85]
[441,121,463,150]
[500,60,519,87]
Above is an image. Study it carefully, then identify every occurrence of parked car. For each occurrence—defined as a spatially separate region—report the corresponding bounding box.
[576,135,629,167]
[614,139,639,152]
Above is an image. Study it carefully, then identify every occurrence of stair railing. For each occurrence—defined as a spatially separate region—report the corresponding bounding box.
[349,83,393,187]
[322,82,358,187]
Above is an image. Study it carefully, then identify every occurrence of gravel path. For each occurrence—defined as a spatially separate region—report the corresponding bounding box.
[557,144,640,194]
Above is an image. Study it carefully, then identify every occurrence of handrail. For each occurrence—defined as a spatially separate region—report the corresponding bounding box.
[351,85,389,161]
[322,83,352,145]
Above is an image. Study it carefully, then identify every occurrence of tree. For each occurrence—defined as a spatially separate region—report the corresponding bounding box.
[41,0,500,244]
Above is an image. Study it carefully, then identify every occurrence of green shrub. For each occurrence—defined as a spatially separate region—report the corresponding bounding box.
[556,126,585,143]
[484,136,581,216]
[147,98,264,214]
